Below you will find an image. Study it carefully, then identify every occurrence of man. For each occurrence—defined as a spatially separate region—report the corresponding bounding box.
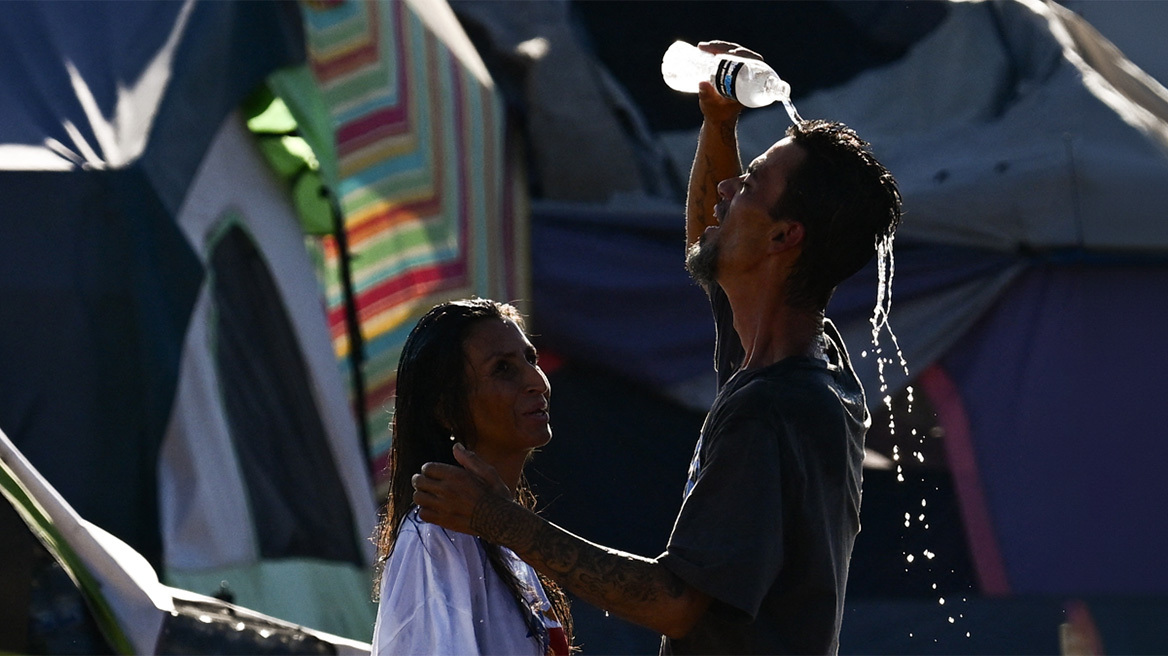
[412,41,902,655]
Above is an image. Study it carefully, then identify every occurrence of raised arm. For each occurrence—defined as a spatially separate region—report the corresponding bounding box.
[413,444,711,639]
[686,81,744,249]
[687,41,765,250]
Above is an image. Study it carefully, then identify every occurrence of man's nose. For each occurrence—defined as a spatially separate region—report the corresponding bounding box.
[717,176,740,199]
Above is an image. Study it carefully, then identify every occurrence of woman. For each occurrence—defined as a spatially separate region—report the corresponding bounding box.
[371,299,572,655]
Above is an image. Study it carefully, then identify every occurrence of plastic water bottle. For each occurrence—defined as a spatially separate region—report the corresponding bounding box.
[661,40,792,109]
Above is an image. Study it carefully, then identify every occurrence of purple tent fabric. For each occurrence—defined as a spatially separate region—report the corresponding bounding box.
[941,263,1168,594]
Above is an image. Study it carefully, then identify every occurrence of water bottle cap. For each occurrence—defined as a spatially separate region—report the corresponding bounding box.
[766,75,791,101]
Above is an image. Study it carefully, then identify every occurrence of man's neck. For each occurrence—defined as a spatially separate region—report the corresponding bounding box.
[723,279,824,371]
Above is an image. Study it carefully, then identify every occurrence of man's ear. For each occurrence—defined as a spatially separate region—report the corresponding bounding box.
[768,220,804,253]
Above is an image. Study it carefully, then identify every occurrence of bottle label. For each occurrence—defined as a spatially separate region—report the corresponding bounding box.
[714,59,743,101]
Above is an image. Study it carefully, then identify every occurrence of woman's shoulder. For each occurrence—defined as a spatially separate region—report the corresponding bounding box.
[385,508,490,578]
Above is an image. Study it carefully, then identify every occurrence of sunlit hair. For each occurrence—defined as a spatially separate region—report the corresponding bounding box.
[372,298,572,648]
[773,119,903,310]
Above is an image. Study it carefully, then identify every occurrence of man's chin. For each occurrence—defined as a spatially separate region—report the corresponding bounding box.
[685,242,718,287]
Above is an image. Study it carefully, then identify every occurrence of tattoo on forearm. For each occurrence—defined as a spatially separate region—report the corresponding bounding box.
[470,494,530,549]
[473,497,687,609]
[719,121,735,145]
[556,539,687,604]
[688,153,720,223]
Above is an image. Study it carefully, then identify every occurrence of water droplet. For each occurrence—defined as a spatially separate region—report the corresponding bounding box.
[966,632,971,638]
[938,597,946,605]
[906,554,915,563]
[921,499,927,507]
[924,549,935,559]
[948,617,955,623]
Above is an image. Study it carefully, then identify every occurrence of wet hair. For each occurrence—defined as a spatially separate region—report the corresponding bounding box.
[372,298,572,648]
[773,119,902,310]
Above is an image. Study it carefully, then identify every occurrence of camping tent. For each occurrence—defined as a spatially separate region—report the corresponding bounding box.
[0,0,382,637]
[0,0,529,639]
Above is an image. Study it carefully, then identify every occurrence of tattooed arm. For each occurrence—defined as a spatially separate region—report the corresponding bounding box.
[686,80,743,250]
[685,41,773,250]
[686,41,759,250]
[414,444,711,638]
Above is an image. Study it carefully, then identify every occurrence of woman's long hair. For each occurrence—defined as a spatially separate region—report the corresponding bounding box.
[372,298,572,648]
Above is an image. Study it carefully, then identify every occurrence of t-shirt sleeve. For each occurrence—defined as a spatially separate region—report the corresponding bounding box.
[372,520,482,656]
[660,391,788,619]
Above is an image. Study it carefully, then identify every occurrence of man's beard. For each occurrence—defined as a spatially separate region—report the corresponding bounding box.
[685,238,719,287]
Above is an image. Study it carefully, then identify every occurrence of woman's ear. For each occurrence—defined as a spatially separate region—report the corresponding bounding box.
[434,399,453,433]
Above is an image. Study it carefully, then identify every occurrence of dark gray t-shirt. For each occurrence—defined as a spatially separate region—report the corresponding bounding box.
[659,284,867,655]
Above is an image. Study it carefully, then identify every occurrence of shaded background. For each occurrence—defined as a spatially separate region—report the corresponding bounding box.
[3,0,1168,653]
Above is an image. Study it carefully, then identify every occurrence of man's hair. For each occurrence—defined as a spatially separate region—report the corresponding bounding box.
[773,119,902,310]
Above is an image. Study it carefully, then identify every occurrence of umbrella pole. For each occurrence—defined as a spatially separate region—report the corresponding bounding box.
[327,193,371,473]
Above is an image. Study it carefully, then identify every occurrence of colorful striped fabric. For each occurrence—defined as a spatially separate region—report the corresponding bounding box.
[300,0,528,490]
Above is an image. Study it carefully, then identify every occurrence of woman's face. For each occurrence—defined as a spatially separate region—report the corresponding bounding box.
[461,317,551,457]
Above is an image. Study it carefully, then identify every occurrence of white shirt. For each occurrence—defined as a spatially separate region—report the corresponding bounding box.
[372,509,562,656]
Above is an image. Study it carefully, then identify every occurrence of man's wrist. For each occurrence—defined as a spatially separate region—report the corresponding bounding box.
[702,111,740,126]
[469,492,529,548]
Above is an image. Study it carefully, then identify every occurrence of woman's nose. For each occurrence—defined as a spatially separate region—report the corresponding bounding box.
[527,364,550,395]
